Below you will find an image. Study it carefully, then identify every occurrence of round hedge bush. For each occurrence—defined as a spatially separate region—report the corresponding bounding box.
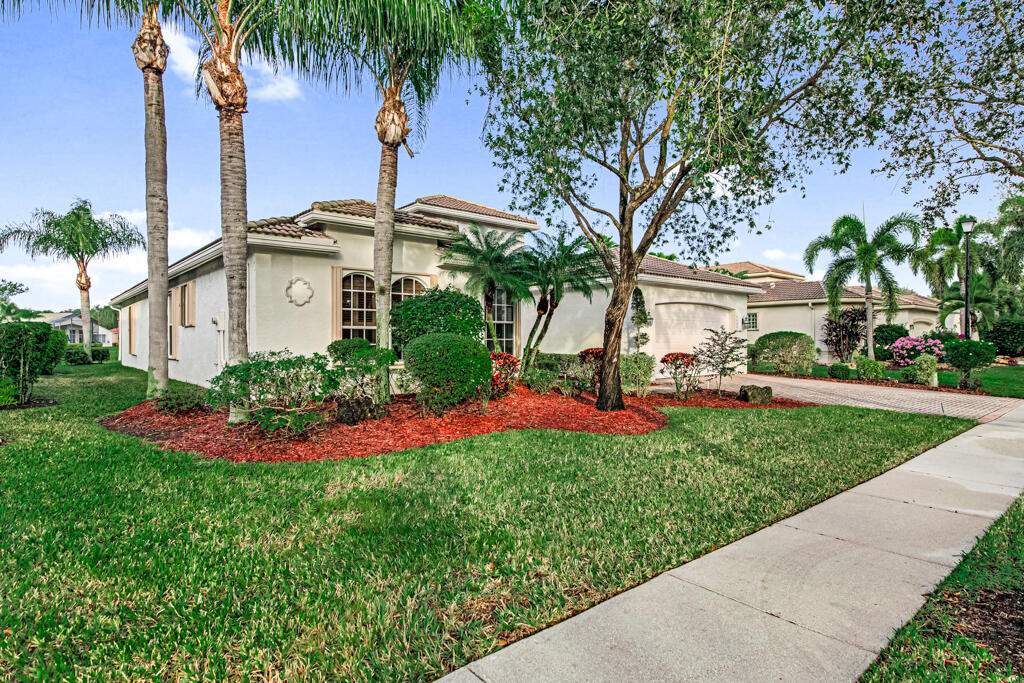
[403,333,492,415]
[752,331,815,375]
[872,323,909,348]
[390,287,486,356]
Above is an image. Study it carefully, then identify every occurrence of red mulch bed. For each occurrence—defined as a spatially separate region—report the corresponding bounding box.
[99,386,815,464]
[747,372,990,395]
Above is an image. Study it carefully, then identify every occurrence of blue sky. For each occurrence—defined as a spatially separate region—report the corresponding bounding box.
[0,11,1001,311]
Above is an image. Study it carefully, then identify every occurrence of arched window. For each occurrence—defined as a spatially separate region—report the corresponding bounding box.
[341,273,376,343]
[391,277,425,305]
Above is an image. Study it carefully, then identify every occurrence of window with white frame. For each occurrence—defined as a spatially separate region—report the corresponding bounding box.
[742,313,758,331]
[488,288,515,354]
[391,277,425,305]
[341,273,377,344]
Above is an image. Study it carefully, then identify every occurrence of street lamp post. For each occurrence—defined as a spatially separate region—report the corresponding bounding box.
[961,218,976,339]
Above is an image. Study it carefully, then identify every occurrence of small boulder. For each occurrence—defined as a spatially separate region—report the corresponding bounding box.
[739,384,772,405]
[335,397,388,425]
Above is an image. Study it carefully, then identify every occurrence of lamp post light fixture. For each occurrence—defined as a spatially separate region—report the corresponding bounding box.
[961,218,976,339]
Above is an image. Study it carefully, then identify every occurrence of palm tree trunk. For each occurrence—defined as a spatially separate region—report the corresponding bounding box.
[596,276,633,411]
[528,299,560,369]
[864,281,875,361]
[220,109,249,424]
[373,141,399,404]
[521,312,545,371]
[483,287,500,349]
[134,10,170,398]
[76,265,92,361]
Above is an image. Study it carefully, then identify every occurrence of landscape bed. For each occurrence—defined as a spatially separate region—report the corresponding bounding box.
[0,364,973,680]
[100,385,814,463]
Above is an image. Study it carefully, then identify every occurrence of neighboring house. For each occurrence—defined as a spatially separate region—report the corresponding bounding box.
[712,261,806,283]
[110,195,756,386]
[744,280,958,363]
[30,311,114,346]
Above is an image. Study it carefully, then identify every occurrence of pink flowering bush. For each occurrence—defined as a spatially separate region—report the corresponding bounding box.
[888,336,945,367]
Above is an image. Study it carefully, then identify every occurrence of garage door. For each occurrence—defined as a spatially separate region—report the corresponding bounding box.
[652,302,732,359]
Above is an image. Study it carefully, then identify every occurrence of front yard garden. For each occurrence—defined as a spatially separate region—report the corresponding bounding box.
[863,495,1024,681]
[0,363,972,680]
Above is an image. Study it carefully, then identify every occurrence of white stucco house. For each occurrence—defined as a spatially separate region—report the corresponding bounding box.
[31,311,114,346]
[712,261,958,363]
[111,195,757,386]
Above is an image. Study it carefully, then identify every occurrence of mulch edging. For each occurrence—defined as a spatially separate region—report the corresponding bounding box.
[747,372,990,396]
[942,589,1024,672]
[99,386,816,464]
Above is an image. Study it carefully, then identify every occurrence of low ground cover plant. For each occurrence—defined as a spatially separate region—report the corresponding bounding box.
[156,384,209,414]
[521,364,558,394]
[752,331,815,375]
[619,352,655,397]
[208,351,341,434]
[404,333,491,416]
[888,336,945,367]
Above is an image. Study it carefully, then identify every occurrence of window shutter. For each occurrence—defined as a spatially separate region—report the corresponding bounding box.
[185,282,197,327]
[128,305,137,355]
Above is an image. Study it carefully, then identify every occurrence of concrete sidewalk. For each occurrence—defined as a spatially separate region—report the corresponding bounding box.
[440,405,1024,683]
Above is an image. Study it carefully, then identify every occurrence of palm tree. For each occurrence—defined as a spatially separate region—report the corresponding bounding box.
[173,0,286,422]
[442,223,533,349]
[939,273,998,333]
[1,199,145,360]
[805,213,920,360]
[910,215,985,331]
[303,1,486,402]
[521,229,607,372]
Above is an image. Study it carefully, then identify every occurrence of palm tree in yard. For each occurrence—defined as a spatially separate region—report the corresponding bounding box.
[910,215,985,332]
[302,0,490,402]
[939,273,998,333]
[442,223,532,350]
[520,229,606,372]
[1,199,145,361]
[804,213,920,360]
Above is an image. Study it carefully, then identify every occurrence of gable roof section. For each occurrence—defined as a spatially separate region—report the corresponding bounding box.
[750,281,940,308]
[311,199,457,230]
[401,195,537,225]
[608,250,761,289]
[713,261,805,278]
[248,216,333,240]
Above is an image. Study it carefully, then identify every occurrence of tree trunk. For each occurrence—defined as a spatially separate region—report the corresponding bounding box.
[373,141,399,404]
[79,285,93,359]
[864,283,875,361]
[134,12,170,398]
[521,311,545,372]
[596,276,633,411]
[219,109,249,424]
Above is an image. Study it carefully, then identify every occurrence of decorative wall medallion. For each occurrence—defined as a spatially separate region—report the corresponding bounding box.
[286,277,314,306]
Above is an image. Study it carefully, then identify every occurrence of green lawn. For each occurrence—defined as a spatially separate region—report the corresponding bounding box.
[863,496,1024,681]
[806,363,1024,397]
[0,364,972,681]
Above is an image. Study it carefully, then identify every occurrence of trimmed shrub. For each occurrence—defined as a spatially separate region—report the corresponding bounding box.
[390,287,486,355]
[534,352,576,375]
[872,345,893,362]
[522,364,558,394]
[64,346,91,365]
[490,351,521,398]
[208,351,340,435]
[404,333,492,415]
[327,338,371,364]
[900,354,938,385]
[41,329,67,374]
[888,336,945,367]
[854,354,885,381]
[752,331,815,375]
[557,360,595,397]
[873,323,910,348]
[944,339,998,387]
[0,322,58,404]
[157,384,208,414]
[828,362,852,379]
[620,352,656,397]
[982,320,1024,356]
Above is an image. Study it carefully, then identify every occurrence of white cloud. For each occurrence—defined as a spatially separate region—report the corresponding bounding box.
[246,60,303,102]
[169,225,218,253]
[96,209,146,226]
[763,248,802,261]
[162,25,201,87]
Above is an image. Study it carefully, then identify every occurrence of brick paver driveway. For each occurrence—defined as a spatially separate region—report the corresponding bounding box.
[683,374,1023,421]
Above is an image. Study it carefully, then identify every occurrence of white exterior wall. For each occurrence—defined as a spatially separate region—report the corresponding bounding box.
[536,279,751,371]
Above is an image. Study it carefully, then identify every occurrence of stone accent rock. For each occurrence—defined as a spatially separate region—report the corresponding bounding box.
[335,397,388,425]
[739,385,773,405]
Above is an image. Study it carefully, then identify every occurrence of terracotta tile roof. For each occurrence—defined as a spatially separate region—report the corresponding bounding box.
[311,199,458,230]
[610,250,761,289]
[247,217,333,240]
[749,281,940,308]
[713,261,805,278]
[403,195,537,225]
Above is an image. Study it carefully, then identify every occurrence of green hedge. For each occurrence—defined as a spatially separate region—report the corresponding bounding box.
[404,333,492,416]
[533,352,578,375]
[0,322,64,404]
[65,344,111,364]
[982,320,1024,356]
[390,287,486,356]
[873,324,909,348]
[752,331,815,375]
[828,362,852,379]
[854,354,886,381]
